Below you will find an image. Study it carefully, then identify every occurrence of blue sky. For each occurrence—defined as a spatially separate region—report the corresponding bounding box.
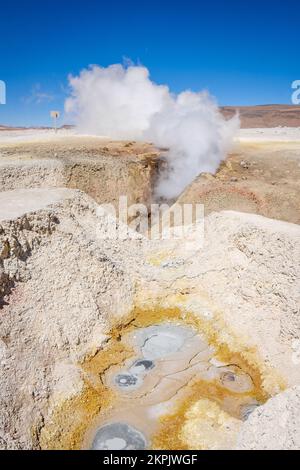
[0,0,299,126]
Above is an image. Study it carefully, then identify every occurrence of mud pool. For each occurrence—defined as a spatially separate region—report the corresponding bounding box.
[85,322,261,450]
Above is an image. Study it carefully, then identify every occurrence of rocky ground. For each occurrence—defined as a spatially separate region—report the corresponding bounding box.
[0,127,300,450]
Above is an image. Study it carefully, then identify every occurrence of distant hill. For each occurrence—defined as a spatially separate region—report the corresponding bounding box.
[221,105,300,128]
[0,125,29,131]
[2,106,300,130]
[0,124,74,131]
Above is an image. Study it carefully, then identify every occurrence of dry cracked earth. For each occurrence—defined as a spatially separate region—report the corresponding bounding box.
[0,127,300,450]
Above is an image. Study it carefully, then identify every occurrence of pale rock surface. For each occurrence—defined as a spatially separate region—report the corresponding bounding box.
[0,188,135,449]
[236,386,300,450]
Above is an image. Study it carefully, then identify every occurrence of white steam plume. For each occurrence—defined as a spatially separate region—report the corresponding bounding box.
[65,64,239,199]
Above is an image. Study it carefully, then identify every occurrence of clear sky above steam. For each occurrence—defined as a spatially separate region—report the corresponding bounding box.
[0,0,299,126]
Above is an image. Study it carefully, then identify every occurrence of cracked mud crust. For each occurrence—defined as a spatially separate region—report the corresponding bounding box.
[39,306,278,450]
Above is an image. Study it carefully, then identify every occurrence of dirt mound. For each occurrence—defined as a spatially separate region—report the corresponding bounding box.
[177,141,300,224]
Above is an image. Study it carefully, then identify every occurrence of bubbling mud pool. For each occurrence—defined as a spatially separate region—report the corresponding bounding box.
[84,322,261,450]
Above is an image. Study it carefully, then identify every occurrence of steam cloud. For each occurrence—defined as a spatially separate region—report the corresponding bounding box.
[65,64,239,199]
